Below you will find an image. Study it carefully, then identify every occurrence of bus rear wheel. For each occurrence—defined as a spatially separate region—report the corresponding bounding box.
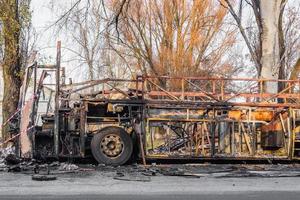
[91,127,133,166]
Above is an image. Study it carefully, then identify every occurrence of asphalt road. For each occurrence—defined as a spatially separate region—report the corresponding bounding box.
[1,164,300,200]
[1,192,300,200]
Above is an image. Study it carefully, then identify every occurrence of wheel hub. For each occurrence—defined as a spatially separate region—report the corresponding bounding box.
[100,134,124,158]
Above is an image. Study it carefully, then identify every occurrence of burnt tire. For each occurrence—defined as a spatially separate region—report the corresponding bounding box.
[91,127,133,166]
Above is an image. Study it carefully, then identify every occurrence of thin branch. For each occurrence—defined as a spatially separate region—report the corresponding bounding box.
[222,0,261,72]
[46,0,81,31]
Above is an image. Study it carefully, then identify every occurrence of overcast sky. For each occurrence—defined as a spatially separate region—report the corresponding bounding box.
[31,0,85,81]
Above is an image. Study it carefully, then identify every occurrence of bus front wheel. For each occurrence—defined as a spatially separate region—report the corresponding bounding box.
[91,127,133,166]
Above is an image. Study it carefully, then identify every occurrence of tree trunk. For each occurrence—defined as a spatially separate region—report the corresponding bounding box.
[278,0,287,93]
[289,58,300,81]
[1,0,22,141]
[288,58,300,97]
[260,0,286,94]
[2,62,22,140]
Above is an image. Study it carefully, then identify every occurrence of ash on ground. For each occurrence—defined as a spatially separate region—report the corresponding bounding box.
[1,148,300,181]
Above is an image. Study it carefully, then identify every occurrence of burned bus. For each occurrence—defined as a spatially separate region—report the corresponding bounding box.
[14,44,300,166]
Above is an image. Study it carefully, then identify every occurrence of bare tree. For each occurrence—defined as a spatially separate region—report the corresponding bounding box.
[107,0,239,87]
[49,0,133,81]
[63,0,106,80]
[284,3,300,79]
[223,0,300,94]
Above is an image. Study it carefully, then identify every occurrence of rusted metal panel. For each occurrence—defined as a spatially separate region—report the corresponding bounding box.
[19,98,34,158]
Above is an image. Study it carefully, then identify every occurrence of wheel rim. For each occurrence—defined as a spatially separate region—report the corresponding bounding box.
[100,134,124,158]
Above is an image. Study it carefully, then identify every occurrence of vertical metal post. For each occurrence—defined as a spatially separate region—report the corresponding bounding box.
[79,102,87,157]
[135,75,139,97]
[33,62,37,94]
[221,80,224,101]
[31,62,38,124]
[61,67,66,86]
[54,41,61,156]
[140,106,147,165]
[181,78,185,100]
[211,109,216,156]
[211,122,216,156]
[142,76,145,100]
[231,122,235,155]
[260,80,263,102]
[288,108,293,159]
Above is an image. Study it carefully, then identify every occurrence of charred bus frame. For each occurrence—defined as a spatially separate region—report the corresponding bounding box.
[15,43,300,165]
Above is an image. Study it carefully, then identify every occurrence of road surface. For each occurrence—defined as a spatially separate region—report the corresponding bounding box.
[0,164,300,199]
